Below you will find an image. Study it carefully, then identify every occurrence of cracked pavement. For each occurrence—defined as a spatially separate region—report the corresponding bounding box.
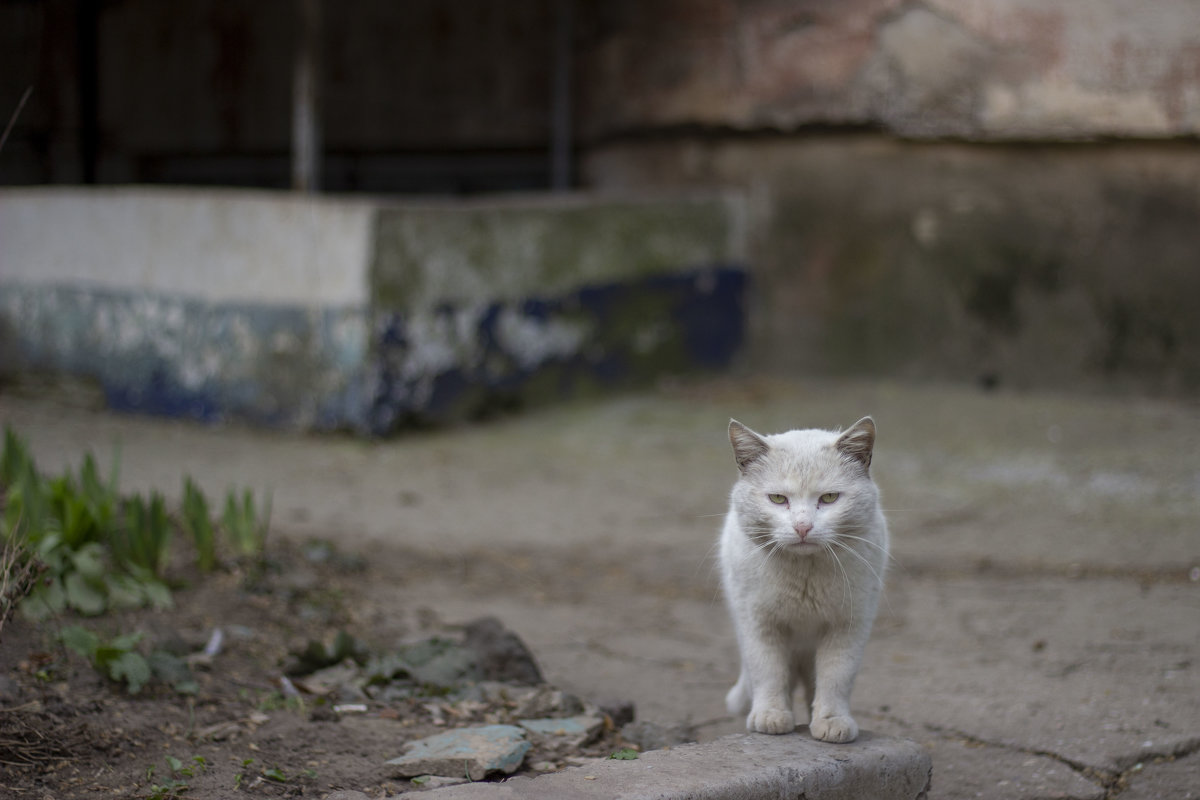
[3,376,1197,799]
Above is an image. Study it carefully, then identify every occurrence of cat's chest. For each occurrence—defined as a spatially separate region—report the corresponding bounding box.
[747,558,848,627]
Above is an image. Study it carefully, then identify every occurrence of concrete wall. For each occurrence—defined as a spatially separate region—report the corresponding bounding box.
[578,0,1200,141]
[576,0,1200,393]
[585,138,1200,393]
[0,188,747,431]
[5,1,1200,394]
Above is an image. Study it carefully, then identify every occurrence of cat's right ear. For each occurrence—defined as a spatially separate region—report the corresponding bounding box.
[729,419,769,474]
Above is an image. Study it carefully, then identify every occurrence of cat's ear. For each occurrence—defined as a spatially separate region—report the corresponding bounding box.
[729,419,769,473]
[836,416,876,472]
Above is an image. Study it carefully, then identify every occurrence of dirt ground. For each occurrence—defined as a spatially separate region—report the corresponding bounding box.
[2,375,1199,800]
[0,537,647,799]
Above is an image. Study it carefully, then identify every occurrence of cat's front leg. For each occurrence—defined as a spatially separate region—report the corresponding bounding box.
[741,641,796,734]
[808,633,865,743]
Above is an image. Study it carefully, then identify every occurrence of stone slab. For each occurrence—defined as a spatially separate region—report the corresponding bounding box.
[386,725,531,783]
[417,729,931,799]
[518,715,605,740]
[1120,751,1200,800]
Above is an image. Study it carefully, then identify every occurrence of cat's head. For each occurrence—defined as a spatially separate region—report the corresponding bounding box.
[727,417,878,555]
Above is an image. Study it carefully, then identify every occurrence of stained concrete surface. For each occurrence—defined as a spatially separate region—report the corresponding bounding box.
[420,730,931,799]
[2,376,1198,799]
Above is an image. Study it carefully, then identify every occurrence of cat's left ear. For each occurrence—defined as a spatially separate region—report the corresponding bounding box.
[729,419,770,474]
[836,416,876,472]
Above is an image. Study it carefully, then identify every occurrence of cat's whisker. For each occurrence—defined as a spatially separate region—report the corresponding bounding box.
[693,537,724,581]
[821,541,854,622]
[834,532,906,572]
[831,530,895,556]
[827,537,897,616]
[826,537,886,591]
[831,529,900,565]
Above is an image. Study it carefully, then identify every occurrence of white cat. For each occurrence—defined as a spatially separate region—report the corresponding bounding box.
[719,417,888,742]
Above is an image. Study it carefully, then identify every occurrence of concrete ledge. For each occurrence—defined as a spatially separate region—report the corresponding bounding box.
[0,188,748,432]
[419,729,932,800]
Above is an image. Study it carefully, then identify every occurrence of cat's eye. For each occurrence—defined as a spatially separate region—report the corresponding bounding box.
[819,492,840,505]
[767,493,788,505]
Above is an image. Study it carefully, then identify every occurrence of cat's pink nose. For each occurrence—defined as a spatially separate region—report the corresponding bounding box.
[793,521,813,539]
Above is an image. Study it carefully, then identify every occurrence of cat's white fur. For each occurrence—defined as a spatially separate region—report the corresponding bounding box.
[719,417,888,742]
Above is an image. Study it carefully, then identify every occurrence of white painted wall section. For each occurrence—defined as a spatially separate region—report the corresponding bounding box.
[0,187,373,307]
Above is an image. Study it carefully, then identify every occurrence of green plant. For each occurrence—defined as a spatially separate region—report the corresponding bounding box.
[118,491,172,577]
[146,753,207,799]
[59,624,199,696]
[52,451,121,549]
[262,766,287,783]
[221,487,271,560]
[2,428,49,537]
[1,425,273,620]
[255,690,306,713]
[2,428,172,618]
[60,625,151,693]
[166,754,207,778]
[180,477,216,572]
[233,758,255,789]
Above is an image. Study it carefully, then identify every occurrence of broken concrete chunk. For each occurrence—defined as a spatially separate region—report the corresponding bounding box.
[386,724,531,781]
[462,616,544,685]
[514,686,585,718]
[519,714,606,746]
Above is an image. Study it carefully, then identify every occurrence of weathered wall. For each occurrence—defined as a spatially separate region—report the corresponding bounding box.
[0,188,376,425]
[577,0,1200,393]
[0,188,747,431]
[11,0,1200,185]
[5,0,1200,395]
[364,196,747,429]
[578,0,1200,141]
[585,138,1200,392]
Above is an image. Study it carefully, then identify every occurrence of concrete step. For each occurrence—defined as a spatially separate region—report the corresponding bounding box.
[420,729,931,800]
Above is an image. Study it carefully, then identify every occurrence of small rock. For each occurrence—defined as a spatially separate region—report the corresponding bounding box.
[462,617,543,685]
[514,686,584,718]
[285,631,366,676]
[300,659,361,696]
[309,705,339,723]
[402,639,481,688]
[386,724,531,781]
[519,714,606,746]
[620,720,697,752]
[596,697,636,728]
[453,681,518,705]
[324,791,372,800]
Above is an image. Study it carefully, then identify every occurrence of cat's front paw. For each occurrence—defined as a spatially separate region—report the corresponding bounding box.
[746,707,795,735]
[809,714,858,743]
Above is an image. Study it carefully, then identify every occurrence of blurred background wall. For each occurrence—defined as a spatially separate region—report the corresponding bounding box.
[2,0,1199,399]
